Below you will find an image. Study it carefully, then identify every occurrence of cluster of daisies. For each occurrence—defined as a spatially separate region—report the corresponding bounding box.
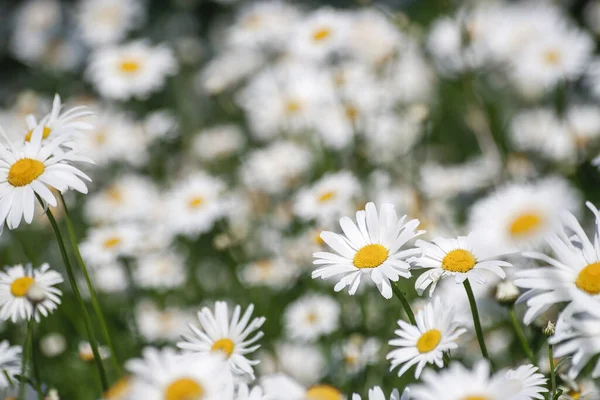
[2,0,600,399]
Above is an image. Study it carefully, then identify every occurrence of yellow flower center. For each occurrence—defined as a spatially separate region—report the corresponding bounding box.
[353,244,388,269]
[107,187,123,203]
[575,262,600,295]
[416,329,442,353]
[165,378,205,400]
[344,105,359,122]
[306,385,343,400]
[8,158,45,187]
[10,276,35,297]
[188,196,205,209]
[307,312,317,323]
[103,237,121,249]
[313,232,325,246]
[119,59,141,73]
[509,212,543,237]
[317,191,336,203]
[104,377,130,400]
[568,391,581,400]
[312,28,332,42]
[24,126,52,142]
[285,100,302,114]
[211,338,235,357]
[544,49,561,65]
[462,397,490,400]
[441,249,476,273]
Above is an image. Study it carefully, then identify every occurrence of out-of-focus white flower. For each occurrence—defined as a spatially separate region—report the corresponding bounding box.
[289,8,350,62]
[274,343,326,386]
[192,125,245,161]
[134,250,186,291]
[198,49,264,95]
[80,224,141,267]
[0,340,21,389]
[239,258,300,290]
[283,293,340,342]
[39,333,67,358]
[76,0,145,47]
[262,374,341,400]
[136,301,193,343]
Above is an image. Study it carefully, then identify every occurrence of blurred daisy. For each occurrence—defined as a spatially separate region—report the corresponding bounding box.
[515,202,600,324]
[313,202,423,299]
[126,347,233,400]
[283,293,340,342]
[192,125,245,162]
[262,374,343,400]
[290,8,349,61]
[0,340,21,388]
[79,341,110,362]
[503,364,548,400]
[337,335,381,375]
[80,224,140,267]
[77,0,145,47]
[235,383,267,400]
[352,387,401,400]
[0,263,62,322]
[165,172,227,238]
[134,250,186,291]
[275,343,326,386]
[0,122,93,231]
[558,378,599,400]
[239,258,300,290]
[411,234,511,296]
[293,171,361,225]
[87,40,178,100]
[178,301,266,379]
[102,377,133,400]
[136,301,192,343]
[468,178,580,253]
[387,297,466,378]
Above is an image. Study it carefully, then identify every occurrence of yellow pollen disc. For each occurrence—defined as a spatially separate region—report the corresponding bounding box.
[544,50,561,65]
[165,378,205,400]
[119,60,141,73]
[568,391,581,400]
[353,244,388,269]
[441,249,476,273]
[312,28,332,42]
[24,126,52,142]
[211,338,235,357]
[10,276,35,297]
[103,237,121,249]
[313,232,325,246]
[462,397,490,400]
[95,132,107,144]
[307,312,317,323]
[317,191,336,203]
[306,385,343,400]
[416,329,442,353]
[107,187,123,203]
[509,212,542,237]
[344,105,359,122]
[8,158,45,187]
[285,100,302,114]
[188,196,205,209]
[104,377,130,399]
[575,262,600,295]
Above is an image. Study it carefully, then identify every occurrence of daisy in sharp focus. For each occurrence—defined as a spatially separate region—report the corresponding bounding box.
[0,121,93,231]
[515,202,600,324]
[411,233,512,296]
[125,347,234,400]
[313,202,423,299]
[178,301,266,380]
[387,297,466,378]
[0,340,21,389]
[0,263,63,323]
[502,364,548,400]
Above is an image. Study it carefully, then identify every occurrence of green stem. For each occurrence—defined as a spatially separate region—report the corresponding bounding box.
[59,194,121,376]
[18,321,32,400]
[40,198,109,390]
[121,257,142,343]
[3,369,14,387]
[463,280,492,367]
[391,282,416,325]
[509,306,536,365]
[28,318,43,400]
[549,345,556,398]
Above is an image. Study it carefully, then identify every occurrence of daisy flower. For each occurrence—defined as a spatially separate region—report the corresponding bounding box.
[76,0,145,47]
[411,234,512,296]
[514,202,600,324]
[387,297,466,378]
[86,40,178,100]
[125,347,234,400]
[0,263,63,322]
[178,301,266,379]
[79,224,141,267]
[283,293,340,342]
[275,343,326,386]
[351,387,402,400]
[262,374,344,400]
[236,383,267,400]
[312,202,423,299]
[502,364,548,400]
[0,340,21,388]
[0,121,93,231]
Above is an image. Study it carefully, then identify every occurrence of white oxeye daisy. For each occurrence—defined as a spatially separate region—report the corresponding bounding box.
[0,263,63,322]
[283,293,340,342]
[236,383,267,400]
[502,364,548,400]
[0,122,93,231]
[387,297,466,378]
[23,94,93,145]
[558,378,599,400]
[0,340,21,388]
[409,360,509,400]
[76,0,145,47]
[351,387,401,400]
[262,374,344,400]
[125,347,234,400]
[515,202,600,324]
[79,224,141,267]
[313,202,423,299]
[178,301,266,380]
[87,40,178,100]
[411,234,512,296]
